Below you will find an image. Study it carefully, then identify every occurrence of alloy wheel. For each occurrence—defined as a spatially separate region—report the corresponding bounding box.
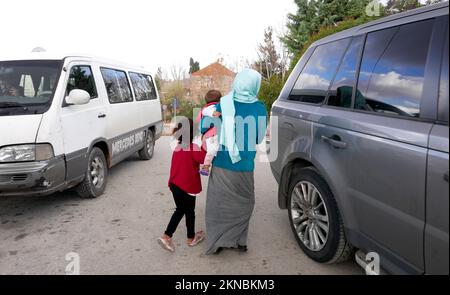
[290,181,330,252]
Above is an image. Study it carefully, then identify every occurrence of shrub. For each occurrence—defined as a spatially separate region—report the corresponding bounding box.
[259,75,286,114]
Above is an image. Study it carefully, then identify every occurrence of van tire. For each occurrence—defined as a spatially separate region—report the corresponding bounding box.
[76,147,108,199]
[138,129,155,160]
[287,167,354,264]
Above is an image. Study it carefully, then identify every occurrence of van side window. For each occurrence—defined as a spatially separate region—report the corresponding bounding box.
[289,38,349,104]
[100,68,133,104]
[327,36,364,109]
[356,19,434,118]
[67,66,98,99]
[129,72,157,101]
[438,31,449,124]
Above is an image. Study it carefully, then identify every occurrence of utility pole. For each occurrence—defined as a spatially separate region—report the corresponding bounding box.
[172,97,178,119]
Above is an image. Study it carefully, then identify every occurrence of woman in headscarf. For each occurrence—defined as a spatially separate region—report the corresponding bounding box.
[205,69,268,255]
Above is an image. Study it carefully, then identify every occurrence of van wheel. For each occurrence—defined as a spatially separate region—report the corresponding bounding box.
[138,130,155,160]
[76,147,108,199]
[288,167,354,264]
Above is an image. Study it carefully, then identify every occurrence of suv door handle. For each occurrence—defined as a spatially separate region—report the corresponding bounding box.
[445,171,449,183]
[321,135,347,149]
[283,122,294,129]
[98,113,106,118]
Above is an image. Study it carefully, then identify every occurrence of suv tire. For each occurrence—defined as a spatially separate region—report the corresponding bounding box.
[287,167,354,263]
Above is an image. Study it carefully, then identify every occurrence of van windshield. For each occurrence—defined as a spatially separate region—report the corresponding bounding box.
[0,60,62,115]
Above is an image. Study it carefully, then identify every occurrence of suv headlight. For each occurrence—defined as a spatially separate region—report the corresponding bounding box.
[0,144,54,163]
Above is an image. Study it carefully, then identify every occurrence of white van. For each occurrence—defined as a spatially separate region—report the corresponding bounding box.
[0,53,163,198]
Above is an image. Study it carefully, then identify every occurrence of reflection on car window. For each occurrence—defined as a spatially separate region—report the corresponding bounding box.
[327,36,364,109]
[100,68,133,104]
[290,38,350,104]
[67,66,98,99]
[129,72,157,101]
[357,19,434,118]
[0,60,61,106]
[439,30,449,123]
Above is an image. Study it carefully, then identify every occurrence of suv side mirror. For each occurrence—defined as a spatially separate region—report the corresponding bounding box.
[66,89,90,105]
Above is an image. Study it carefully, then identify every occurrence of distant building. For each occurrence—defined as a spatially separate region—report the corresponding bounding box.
[185,62,236,104]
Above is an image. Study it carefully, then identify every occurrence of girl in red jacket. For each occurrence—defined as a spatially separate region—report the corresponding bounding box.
[158,119,207,252]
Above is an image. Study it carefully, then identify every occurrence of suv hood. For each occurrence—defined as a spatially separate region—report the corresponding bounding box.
[0,114,43,148]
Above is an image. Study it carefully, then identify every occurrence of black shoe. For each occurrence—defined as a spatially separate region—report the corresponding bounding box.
[213,247,224,255]
[237,245,248,252]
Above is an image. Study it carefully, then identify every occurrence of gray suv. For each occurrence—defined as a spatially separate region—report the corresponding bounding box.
[270,2,449,275]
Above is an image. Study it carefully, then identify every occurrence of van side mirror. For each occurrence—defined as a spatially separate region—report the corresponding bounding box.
[66,89,90,105]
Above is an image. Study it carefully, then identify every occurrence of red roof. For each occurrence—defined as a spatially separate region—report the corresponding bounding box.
[191,62,236,77]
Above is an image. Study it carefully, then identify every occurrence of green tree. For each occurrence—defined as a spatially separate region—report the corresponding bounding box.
[189,58,200,74]
[385,0,421,14]
[282,0,373,58]
[281,0,320,57]
[347,0,378,18]
[319,0,375,22]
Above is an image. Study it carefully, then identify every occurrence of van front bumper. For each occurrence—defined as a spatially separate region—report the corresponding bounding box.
[0,156,66,197]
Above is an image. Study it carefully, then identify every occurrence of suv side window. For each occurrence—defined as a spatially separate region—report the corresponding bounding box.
[357,19,434,118]
[129,72,157,101]
[438,31,449,124]
[327,36,364,109]
[67,66,98,99]
[289,38,349,104]
[100,68,133,104]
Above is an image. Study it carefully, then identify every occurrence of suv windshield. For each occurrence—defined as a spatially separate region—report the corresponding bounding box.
[0,60,62,115]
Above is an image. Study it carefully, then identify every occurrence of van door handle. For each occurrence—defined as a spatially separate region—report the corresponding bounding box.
[98,113,106,118]
[445,171,449,183]
[321,135,347,149]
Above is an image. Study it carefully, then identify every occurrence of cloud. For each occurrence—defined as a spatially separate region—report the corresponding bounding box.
[296,73,330,89]
[364,71,423,114]
[367,71,423,99]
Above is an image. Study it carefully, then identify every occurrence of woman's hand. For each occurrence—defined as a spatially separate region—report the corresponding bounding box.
[213,111,221,118]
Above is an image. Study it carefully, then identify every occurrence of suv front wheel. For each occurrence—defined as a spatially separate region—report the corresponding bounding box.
[288,167,353,264]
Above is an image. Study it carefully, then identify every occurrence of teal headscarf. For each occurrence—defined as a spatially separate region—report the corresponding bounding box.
[219,69,262,164]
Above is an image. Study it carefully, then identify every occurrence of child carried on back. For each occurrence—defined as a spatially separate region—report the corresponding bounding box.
[196,90,222,176]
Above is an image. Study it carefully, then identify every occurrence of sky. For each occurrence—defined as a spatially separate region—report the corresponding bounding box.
[0,0,297,75]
